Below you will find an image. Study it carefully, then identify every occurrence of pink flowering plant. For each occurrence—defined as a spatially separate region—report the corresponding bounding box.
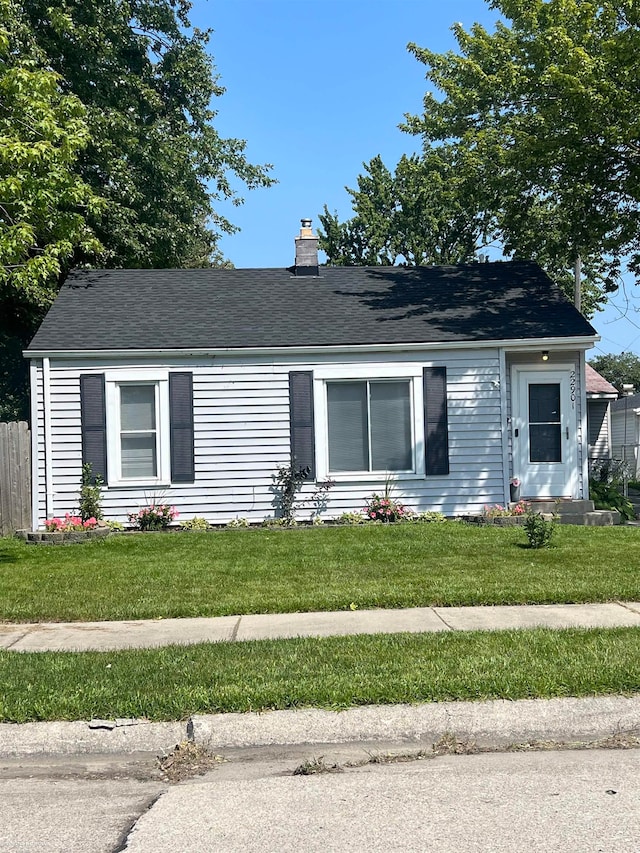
[364,493,410,523]
[128,503,178,531]
[483,501,528,519]
[45,513,98,532]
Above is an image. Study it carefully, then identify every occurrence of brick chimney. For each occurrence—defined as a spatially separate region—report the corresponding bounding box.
[294,218,319,276]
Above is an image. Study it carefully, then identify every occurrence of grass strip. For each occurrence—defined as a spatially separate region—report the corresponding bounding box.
[1,524,640,622]
[1,626,640,722]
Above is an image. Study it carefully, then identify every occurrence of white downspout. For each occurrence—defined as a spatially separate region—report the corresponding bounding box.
[29,359,40,530]
[499,348,510,503]
[42,357,53,521]
[578,353,589,499]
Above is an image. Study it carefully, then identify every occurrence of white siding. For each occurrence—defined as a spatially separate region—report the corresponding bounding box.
[611,405,640,476]
[41,349,506,524]
[587,400,611,459]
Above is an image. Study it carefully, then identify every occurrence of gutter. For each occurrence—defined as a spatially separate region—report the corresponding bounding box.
[24,335,599,360]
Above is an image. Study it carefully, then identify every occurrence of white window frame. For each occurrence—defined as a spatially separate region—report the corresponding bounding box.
[105,370,170,487]
[313,365,425,481]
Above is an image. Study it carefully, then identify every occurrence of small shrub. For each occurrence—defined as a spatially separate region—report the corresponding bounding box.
[261,516,297,528]
[524,512,555,548]
[483,501,528,519]
[411,511,447,523]
[364,493,409,523]
[227,517,250,529]
[79,463,104,522]
[589,479,636,521]
[629,480,640,492]
[180,516,209,531]
[273,463,310,523]
[336,511,365,525]
[128,504,178,531]
[105,520,124,531]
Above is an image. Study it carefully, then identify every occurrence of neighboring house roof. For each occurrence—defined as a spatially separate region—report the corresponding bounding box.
[27,260,597,353]
[585,363,618,398]
[611,392,640,413]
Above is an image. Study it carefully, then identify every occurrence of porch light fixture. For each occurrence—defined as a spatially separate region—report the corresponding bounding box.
[541,350,549,361]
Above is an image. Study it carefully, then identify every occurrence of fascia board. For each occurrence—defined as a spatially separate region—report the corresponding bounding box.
[24,335,598,360]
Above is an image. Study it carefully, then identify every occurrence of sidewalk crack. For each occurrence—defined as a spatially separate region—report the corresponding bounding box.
[431,608,454,630]
[4,629,33,650]
[230,616,242,642]
[616,601,640,615]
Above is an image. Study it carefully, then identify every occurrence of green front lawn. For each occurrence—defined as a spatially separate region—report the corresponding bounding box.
[1,523,638,622]
[2,627,639,722]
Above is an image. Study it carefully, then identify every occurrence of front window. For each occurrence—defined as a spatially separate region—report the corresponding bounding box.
[327,380,412,473]
[105,371,170,485]
[119,384,158,478]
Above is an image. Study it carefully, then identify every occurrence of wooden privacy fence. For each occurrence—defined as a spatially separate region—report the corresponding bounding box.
[0,421,31,536]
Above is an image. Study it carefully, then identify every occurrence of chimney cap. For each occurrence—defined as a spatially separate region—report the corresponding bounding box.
[301,217,312,228]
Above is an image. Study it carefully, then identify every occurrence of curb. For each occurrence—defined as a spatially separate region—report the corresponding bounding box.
[2,695,640,757]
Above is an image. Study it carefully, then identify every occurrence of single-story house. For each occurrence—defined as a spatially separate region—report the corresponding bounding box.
[611,391,640,479]
[25,222,599,527]
[585,363,618,466]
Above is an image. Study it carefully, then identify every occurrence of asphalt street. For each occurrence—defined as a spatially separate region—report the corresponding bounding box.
[2,745,639,852]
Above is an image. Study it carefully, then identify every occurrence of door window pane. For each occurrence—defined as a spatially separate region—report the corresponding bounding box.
[370,381,412,470]
[529,384,560,423]
[530,424,562,462]
[529,383,562,463]
[327,382,369,471]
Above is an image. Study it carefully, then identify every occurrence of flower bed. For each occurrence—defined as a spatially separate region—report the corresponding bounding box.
[22,527,111,544]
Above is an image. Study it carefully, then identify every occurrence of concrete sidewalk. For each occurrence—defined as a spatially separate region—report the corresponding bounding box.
[2,601,640,652]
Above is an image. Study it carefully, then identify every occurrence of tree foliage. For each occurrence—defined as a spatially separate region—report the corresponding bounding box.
[1,0,274,419]
[0,0,100,419]
[403,0,640,310]
[319,149,493,266]
[589,352,640,393]
[321,1,638,317]
[23,0,274,269]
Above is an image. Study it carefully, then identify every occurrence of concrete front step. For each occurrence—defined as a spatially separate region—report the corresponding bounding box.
[508,499,622,525]
[557,510,621,526]
[525,499,595,515]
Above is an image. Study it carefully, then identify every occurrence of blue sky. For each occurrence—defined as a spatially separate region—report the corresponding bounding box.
[190,0,640,358]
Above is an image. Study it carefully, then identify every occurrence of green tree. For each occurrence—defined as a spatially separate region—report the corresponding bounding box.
[403,0,640,312]
[24,0,274,269]
[0,0,101,419]
[589,352,640,394]
[1,0,274,418]
[319,148,494,266]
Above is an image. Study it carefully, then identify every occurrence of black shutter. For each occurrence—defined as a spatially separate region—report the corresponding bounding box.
[169,372,195,483]
[80,374,107,483]
[423,367,450,476]
[289,371,315,478]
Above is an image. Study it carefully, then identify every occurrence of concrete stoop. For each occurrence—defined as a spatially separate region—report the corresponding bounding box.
[525,500,621,526]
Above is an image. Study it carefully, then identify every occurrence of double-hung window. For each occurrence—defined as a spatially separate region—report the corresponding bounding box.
[119,384,159,479]
[105,371,170,485]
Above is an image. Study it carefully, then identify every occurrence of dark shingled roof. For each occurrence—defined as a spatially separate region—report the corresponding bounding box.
[611,392,640,412]
[27,261,597,352]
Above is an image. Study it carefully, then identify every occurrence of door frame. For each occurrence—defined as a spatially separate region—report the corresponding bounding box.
[511,363,579,499]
